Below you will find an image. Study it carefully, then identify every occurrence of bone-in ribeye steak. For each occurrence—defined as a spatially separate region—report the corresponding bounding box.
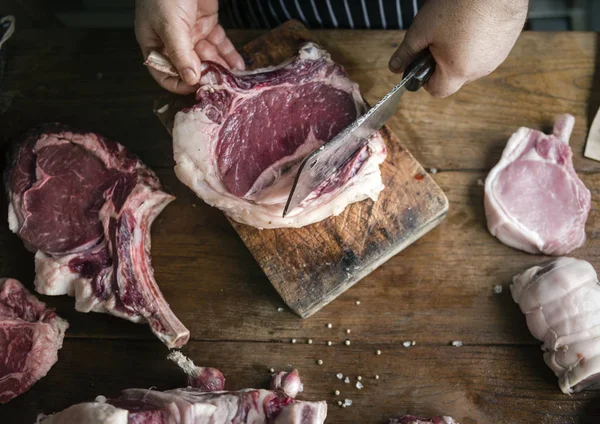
[484,114,591,255]
[172,42,387,229]
[0,278,68,404]
[5,124,189,348]
[36,366,327,424]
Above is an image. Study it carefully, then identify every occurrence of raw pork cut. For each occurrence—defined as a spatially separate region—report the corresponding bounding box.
[512,257,600,394]
[36,367,327,423]
[5,124,189,348]
[0,278,68,403]
[484,114,591,255]
[172,42,387,229]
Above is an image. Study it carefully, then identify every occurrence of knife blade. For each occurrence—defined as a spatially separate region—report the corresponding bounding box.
[282,49,436,218]
[584,106,600,162]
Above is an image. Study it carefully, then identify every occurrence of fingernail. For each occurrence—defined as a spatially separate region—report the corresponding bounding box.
[389,55,403,72]
[182,68,197,85]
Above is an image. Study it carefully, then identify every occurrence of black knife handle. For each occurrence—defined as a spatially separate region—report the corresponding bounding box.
[403,49,436,92]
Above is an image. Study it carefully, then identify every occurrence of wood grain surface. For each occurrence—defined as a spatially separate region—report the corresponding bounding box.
[155,20,448,318]
[0,24,599,424]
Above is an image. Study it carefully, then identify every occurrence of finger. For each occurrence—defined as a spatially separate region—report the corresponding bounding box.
[388,23,429,73]
[194,40,230,69]
[389,32,429,74]
[424,67,467,98]
[158,22,201,86]
[147,67,197,95]
[207,25,246,71]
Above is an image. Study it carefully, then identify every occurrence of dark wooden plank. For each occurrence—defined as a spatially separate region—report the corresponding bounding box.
[2,339,599,424]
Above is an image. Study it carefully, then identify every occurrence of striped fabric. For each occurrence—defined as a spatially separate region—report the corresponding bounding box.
[220,0,424,29]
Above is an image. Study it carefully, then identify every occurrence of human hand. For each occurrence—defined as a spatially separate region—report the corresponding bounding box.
[135,0,246,94]
[389,0,528,98]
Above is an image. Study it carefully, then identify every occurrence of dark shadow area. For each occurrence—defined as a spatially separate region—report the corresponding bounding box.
[578,392,600,424]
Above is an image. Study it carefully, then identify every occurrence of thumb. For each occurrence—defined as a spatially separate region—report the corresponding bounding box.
[159,24,201,86]
[389,28,429,73]
[424,67,466,98]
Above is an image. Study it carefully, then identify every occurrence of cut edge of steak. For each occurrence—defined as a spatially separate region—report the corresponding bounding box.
[0,278,68,404]
[5,124,190,348]
[172,42,387,229]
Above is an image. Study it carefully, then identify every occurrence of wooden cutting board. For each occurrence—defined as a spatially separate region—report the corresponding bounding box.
[156,20,448,318]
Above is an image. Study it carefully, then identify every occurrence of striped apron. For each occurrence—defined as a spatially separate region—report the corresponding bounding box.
[219,0,425,29]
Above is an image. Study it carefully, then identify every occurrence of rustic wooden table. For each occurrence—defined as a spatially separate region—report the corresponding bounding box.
[0,28,599,424]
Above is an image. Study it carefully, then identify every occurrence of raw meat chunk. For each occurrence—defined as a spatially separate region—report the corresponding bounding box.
[484,114,590,255]
[172,42,387,229]
[0,278,68,403]
[167,351,225,392]
[5,124,189,348]
[512,257,600,394]
[36,368,327,423]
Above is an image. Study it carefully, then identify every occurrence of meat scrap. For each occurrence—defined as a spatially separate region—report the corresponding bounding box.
[512,257,600,394]
[389,417,458,424]
[270,369,303,398]
[5,124,189,348]
[167,351,225,391]
[0,278,68,404]
[484,114,590,255]
[36,368,327,423]
[172,42,387,229]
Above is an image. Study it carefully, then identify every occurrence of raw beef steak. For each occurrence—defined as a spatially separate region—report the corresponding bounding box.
[0,278,68,403]
[5,124,189,348]
[484,114,591,255]
[36,367,327,423]
[512,258,600,394]
[172,42,387,229]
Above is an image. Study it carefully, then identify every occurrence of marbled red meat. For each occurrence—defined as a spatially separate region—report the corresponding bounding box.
[172,42,387,229]
[5,124,189,348]
[0,278,67,403]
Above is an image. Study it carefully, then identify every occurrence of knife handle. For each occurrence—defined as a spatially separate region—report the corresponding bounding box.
[403,49,436,92]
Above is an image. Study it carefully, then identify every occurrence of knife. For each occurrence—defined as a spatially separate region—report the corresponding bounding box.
[282,50,435,217]
[584,106,600,162]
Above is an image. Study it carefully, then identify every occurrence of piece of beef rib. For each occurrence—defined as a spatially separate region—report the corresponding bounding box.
[5,124,189,348]
[36,367,327,424]
[484,114,591,255]
[171,42,387,229]
[0,278,68,403]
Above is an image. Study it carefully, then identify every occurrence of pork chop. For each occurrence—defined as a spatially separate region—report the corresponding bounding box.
[484,114,590,255]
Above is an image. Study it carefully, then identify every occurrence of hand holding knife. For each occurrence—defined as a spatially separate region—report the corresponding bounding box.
[282,50,435,217]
